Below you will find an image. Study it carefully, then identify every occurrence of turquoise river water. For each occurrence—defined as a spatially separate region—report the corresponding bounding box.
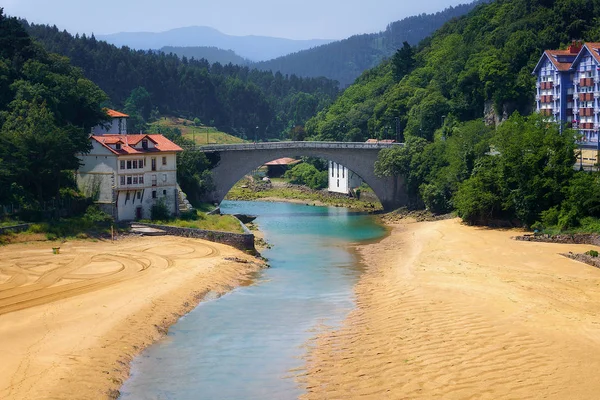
[119,200,385,400]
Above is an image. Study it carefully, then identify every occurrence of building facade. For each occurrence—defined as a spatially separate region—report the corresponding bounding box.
[533,42,600,146]
[91,109,129,135]
[77,110,183,221]
[328,161,363,195]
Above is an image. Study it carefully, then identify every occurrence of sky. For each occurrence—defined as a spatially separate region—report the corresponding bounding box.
[2,0,470,40]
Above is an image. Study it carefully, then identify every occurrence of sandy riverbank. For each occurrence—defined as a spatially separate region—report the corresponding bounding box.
[300,218,600,399]
[0,236,264,400]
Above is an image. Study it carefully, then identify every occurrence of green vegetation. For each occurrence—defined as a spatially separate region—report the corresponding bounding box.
[146,210,244,234]
[585,249,599,258]
[283,163,328,190]
[150,117,246,145]
[304,0,600,231]
[22,21,340,140]
[226,177,382,211]
[306,0,600,143]
[0,9,107,213]
[254,2,484,87]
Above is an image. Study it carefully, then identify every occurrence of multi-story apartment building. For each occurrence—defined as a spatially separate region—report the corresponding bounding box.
[534,42,600,150]
[77,110,183,221]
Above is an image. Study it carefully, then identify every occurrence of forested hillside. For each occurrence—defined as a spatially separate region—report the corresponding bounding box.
[0,8,107,207]
[161,46,250,66]
[254,1,486,87]
[22,22,340,140]
[309,0,600,230]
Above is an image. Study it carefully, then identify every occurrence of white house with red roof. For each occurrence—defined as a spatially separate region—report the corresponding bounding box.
[77,109,183,221]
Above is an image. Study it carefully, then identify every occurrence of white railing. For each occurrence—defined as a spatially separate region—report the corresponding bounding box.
[194,141,404,152]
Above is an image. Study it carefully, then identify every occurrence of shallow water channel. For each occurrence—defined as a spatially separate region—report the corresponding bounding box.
[119,200,385,400]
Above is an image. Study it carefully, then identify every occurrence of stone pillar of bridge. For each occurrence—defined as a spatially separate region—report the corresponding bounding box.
[201,145,408,211]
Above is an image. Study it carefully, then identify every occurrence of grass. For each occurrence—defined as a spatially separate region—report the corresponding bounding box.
[226,177,382,211]
[150,117,247,145]
[0,219,24,227]
[540,216,600,235]
[145,210,244,233]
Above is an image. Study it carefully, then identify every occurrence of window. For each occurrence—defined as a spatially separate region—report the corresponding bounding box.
[127,160,132,169]
[142,139,148,150]
[151,158,156,171]
[163,190,167,195]
[133,160,138,169]
[152,190,157,199]
[331,162,334,177]
[337,179,339,187]
[137,192,141,200]
[133,176,138,185]
[140,159,144,168]
[162,156,167,166]
[127,176,132,185]
[342,167,345,179]
[120,176,125,185]
[152,174,157,186]
[116,143,122,150]
[337,164,340,178]
[120,160,125,170]
[162,173,167,182]
[139,175,144,184]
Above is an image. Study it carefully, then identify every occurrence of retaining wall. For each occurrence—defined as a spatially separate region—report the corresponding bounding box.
[514,233,600,246]
[0,224,30,235]
[133,222,255,253]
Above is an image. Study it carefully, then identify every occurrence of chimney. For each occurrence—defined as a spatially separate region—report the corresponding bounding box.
[568,40,582,54]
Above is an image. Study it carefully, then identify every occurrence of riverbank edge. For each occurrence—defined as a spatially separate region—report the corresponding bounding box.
[8,238,269,400]
[104,258,267,399]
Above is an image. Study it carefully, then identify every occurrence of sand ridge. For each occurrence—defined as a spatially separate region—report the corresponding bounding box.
[0,236,264,400]
[300,219,600,399]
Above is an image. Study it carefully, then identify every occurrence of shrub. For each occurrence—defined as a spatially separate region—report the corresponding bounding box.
[151,199,171,221]
[585,250,599,258]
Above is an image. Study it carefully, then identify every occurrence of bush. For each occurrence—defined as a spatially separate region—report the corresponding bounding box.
[151,199,171,221]
[585,250,599,258]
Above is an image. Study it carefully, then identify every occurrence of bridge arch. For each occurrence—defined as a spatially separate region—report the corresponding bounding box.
[197,142,408,211]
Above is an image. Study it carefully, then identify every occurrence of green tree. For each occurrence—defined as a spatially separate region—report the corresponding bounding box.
[392,41,415,82]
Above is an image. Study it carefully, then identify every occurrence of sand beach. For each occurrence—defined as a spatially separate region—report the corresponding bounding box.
[0,236,264,399]
[301,218,600,399]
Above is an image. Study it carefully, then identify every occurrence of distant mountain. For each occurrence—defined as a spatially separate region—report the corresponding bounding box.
[254,1,487,87]
[97,26,333,61]
[161,46,250,66]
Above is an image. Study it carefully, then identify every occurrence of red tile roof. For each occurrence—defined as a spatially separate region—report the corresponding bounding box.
[106,109,129,118]
[91,134,183,155]
[264,157,301,166]
[584,43,600,64]
[545,50,574,71]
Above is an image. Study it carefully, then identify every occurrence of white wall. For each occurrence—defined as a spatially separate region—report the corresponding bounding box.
[76,142,117,205]
[328,161,362,194]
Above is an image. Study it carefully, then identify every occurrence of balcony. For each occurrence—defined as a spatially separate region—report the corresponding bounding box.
[540,95,553,103]
[580,93,595,102]
[581,108,595,117]
[540,109,553,116]
[541,81,554,90]
[580,78,594,87]
[580,122,595,130]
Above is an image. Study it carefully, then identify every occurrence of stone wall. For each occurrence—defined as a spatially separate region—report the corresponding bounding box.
[0,224,30,235]
[514,233,600,246]
[133,222,255,253]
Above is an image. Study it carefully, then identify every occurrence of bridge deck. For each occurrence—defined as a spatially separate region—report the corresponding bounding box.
[193,141,403,152]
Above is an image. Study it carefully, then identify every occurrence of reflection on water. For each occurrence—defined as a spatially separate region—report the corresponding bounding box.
[119,201,385,400]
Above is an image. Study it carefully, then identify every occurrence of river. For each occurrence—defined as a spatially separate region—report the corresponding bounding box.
[119,200,385,400]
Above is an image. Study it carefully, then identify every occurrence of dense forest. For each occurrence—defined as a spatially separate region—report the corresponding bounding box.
[22,21,340,140]
[319,0,600,230]
[254,1,487,87]
[161,46,250,66]
[0,8,108,208]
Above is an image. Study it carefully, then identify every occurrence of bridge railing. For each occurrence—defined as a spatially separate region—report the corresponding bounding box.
[188,141,404,152]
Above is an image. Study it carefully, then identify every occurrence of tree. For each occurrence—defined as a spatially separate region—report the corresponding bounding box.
[392,41,415,82]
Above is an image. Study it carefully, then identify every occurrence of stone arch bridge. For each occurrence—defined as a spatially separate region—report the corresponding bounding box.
[195,141,407,211]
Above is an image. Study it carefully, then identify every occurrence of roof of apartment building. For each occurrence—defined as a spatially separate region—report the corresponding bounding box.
[106,109,129,118]
[264,157,301,166]
[91,134,183,155]
[533,42,600,73]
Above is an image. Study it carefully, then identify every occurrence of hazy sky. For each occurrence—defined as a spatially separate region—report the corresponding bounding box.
[2,0,469,40]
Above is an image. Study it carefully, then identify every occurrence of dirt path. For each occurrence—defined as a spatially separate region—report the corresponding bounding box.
[300,219,600,399]
[0,236,264,400]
